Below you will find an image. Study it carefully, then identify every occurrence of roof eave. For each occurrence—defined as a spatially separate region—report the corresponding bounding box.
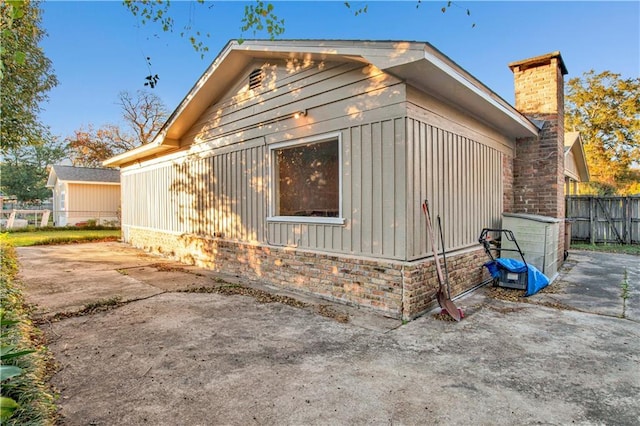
[386,45,539,139]
[103,137,180,168]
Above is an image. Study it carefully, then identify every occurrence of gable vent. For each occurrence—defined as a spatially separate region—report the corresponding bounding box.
[249,69,264,90]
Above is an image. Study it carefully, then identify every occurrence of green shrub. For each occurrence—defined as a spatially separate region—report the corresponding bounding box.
[0,237,57,425]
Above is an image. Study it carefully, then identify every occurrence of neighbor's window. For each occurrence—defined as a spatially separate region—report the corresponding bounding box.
[271,134,342,222]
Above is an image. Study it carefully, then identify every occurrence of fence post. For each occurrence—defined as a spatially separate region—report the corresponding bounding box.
[625,196,632,245]
[589,196,595,244]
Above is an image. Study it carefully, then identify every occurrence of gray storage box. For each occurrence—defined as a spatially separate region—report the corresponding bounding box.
[502,213,561,279]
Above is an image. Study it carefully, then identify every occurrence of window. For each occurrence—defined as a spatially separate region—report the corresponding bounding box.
[270,134,343,224]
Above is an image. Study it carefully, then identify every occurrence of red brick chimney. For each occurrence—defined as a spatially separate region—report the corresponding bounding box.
[509,52,568,260]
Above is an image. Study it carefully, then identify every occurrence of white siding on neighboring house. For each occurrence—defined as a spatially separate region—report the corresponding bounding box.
[66,183,121,225]
[564,150,579,180]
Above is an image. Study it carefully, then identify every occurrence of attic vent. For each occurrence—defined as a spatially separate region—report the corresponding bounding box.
[249,69,264,90]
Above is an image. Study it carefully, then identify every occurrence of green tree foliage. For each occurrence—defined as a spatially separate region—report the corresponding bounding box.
[123,1,473,86]
[0,139,66,204]
[66,90,169,167]
[565,70,640,195]
[0,0,58,154]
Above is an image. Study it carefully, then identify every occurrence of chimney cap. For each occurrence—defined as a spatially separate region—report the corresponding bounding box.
[508,51,568,75]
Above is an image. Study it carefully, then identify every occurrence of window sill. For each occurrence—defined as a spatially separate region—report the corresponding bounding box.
[267,216,346,226]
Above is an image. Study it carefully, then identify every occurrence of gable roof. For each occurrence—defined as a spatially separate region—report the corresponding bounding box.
[104,39,540,167]
[47,165,120,187]
[564,132,590,182]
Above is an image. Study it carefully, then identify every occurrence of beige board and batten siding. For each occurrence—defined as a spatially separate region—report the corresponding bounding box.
[405,86,513,260]
[121,58,410,259]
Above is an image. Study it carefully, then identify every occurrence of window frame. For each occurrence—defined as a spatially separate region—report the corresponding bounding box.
[268,132,345,225]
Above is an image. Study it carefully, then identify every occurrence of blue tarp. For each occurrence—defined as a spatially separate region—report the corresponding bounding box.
[484,258,550,296]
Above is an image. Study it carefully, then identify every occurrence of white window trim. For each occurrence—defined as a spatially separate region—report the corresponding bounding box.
[267,132,345,226]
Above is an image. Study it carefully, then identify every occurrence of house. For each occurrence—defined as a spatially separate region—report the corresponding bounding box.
[46,165,121,226]
[104,40,568,320]
[564,132,590,194]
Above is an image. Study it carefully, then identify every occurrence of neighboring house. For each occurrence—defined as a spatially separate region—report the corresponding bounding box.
[105,40,568,320]
[564,132,590,194]
[46,165,121,226]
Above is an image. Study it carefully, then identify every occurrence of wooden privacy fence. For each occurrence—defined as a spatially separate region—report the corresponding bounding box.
[566,196,640,245]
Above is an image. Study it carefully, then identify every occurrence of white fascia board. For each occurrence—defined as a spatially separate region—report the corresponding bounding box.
[102,136,179,167]
[421,48,539,138]
[58,180,120,186]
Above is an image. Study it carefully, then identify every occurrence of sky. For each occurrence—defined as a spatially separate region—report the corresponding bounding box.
[38,1,640,141]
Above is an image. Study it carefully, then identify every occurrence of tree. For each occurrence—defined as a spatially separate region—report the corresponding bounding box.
[123,1,473,86]
[0,0,58,154]
[0,138,67,204]
[67,90,169,167]
[118,90,169,145]
[565,70,640,195]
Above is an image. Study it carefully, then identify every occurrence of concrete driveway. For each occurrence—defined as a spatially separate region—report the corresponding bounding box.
[17,242,640,425]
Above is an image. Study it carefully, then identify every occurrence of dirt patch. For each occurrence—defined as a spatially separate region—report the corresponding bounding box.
[316,304,349,323]
[486,286,526,302]
[181,284,311,308]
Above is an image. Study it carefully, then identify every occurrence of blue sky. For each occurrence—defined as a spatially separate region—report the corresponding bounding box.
[39,1,640,140]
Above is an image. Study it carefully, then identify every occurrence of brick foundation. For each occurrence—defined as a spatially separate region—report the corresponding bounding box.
[126,227,491,320]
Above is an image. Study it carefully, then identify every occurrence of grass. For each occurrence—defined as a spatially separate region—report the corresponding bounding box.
[0,238,58,425]
[571,243,640,256]
[4,229,121,247]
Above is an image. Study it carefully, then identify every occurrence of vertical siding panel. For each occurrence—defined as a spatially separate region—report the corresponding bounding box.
[417,125,424,253]
[324,226,333,251]
[425,124,434,253]
[309,223,317,247]
[214,155,219,236]
[362,123,374,254]
[217,154,223,236]
[436,128,444,230]
[462,138,469,244]
[195,159,201,234]
[240,150,247,241]
[248,147,256,241]
[444,130,450,243]
[314,224,323,248]
[351,126,362,254]
[382,119,395,256]
[371,121,382,255]
[419,122,427,255]
[258,145,265,242]
[227,151,232,238]
[333,226,341,252]
[482,145,489,229]
[453,134,460,248]
[406,119,415,258]
[454,137,461,245]
[181,162,187,234]
[394,118,405,259]
[342,130,352,252]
